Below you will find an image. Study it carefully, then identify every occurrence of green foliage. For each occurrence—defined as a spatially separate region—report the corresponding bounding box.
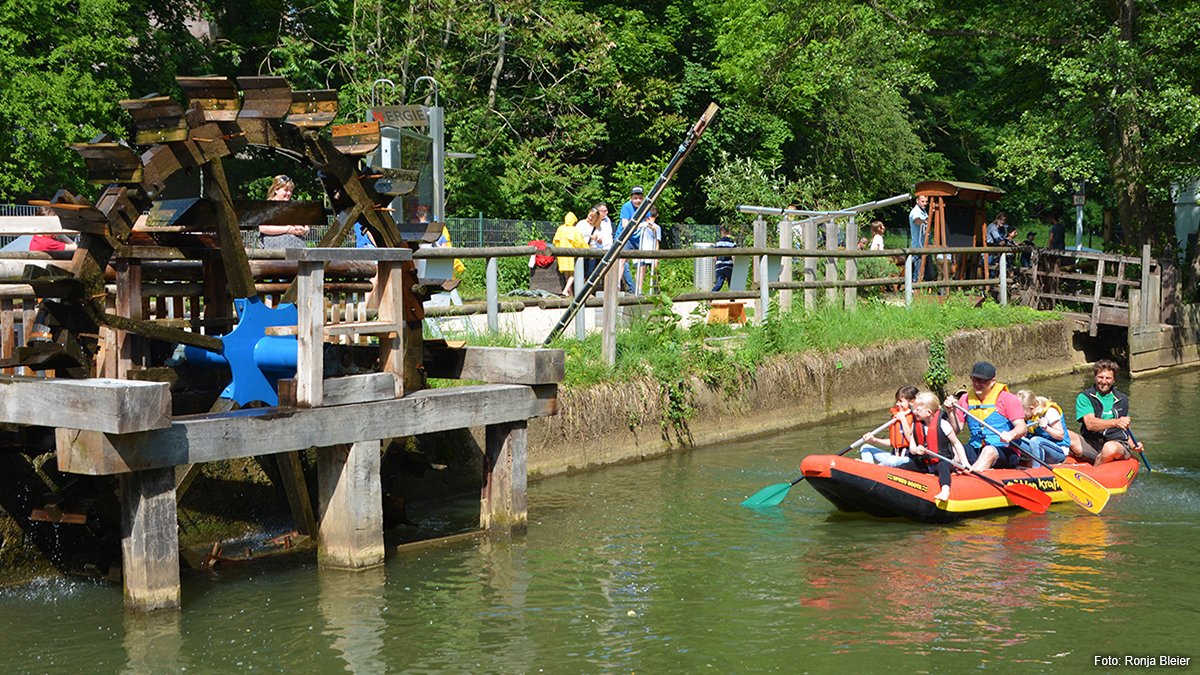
[924,335,951,401]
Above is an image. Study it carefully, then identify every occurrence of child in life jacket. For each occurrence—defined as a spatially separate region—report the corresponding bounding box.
[859,385,920,468]
[1016,389,1080,464]
[910,392,971,502]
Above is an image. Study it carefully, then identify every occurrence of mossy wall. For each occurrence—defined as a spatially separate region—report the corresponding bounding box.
[527,319,1086,478]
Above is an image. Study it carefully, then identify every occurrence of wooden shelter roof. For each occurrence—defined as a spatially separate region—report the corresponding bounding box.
[914,180,1005,201]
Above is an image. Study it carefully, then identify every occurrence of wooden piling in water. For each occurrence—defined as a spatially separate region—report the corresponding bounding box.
[317,440,385,569]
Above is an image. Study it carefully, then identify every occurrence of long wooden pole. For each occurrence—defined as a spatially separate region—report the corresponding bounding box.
[543,103,719,345]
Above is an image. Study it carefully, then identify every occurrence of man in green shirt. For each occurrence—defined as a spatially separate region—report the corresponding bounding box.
[1074,359,1144,465]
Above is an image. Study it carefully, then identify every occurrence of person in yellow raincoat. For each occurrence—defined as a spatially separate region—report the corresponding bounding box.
[552,211,586,296]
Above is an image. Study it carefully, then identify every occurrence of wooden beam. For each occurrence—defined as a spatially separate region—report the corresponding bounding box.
[202,158,257,299]
[119,468,180,612]
[278,373,398,407]
[423,345,564,385]
[317,440,384,569]
[284,247,413,263]
[56,383,558,475]
[481,421,528,533]
[277,451,318,536]
[295,260,324,407]
[2,376,170,433]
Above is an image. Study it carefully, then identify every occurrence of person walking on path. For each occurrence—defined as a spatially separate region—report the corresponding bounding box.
[635,207,661,294]
[1074,359,1144,464]
[944,361,1027,471]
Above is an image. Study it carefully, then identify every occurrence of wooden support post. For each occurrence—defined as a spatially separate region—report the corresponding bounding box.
[376,261,405,397]
[844,216,857,311]
[574,263,586,340]
[277,452,318,536]
[602,266,618,366]
[999,253,1008,305]
[317,440,384,570]
[825,218,838,307]
[296,260,325,406]
[115,259,143,378]
[779,216,793,313]
[119,468,180,612]
[1089,259,1105,337]
[481,421,528,533]
[1140,244,1152,328]
[803,220,817,310]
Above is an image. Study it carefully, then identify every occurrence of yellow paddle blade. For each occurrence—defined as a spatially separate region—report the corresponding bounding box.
[1052,466,1111,514]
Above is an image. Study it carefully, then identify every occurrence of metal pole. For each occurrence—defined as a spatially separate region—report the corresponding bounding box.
[904,256,913,307]
[999,251,1008,305]
[574,264,586,340]
[486,257,498,332]
[429,106,445,225]
[1075,203,1084,251]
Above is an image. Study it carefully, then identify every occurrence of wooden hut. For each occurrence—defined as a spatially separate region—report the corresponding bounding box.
[915,180,1005,280]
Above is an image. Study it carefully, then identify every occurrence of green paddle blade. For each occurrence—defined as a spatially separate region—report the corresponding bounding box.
[741,481,797,508]
[1052,466,1111,514]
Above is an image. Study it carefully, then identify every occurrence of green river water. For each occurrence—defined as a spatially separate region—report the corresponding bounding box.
[2,369,1199,673]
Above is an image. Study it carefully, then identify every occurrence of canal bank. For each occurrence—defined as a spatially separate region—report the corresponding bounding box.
[527,319,1088,477]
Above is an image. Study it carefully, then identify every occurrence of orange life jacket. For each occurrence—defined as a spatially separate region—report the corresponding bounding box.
[888,406,924,450]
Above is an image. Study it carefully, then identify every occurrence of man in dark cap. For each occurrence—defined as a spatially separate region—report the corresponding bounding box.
[616,186,645,292]
[945,361,1028,471]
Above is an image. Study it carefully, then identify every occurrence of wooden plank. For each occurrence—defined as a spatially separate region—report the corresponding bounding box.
[330,122,381,155]
[296,260,324,407]
[2,376,170,433]
[286,89,338,128]
[1032,269,1139,285]
[202,158,257,298]
[278,373,398,407]
[423,345,565,384]
[56,383,557,475]
[276,451,318,536]
[323,320,398,337]
[375,261,406,396]
[1,299,13,376]
[237,76,293,119]
[177,76,240,121]
[119,468,180,612]
[481,421,528,532]
[284,247,413,263]
[317,440,384,569]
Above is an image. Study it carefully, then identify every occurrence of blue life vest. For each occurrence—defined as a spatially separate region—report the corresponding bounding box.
[965,383,1013,449]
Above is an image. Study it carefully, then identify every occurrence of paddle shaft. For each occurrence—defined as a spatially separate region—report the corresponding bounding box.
[1127,429,1151,471]
[786,417,899,487]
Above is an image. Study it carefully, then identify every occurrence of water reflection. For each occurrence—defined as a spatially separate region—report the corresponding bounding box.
[793,511,1123,654]
[319,568,386,673]
[122,611,183,674]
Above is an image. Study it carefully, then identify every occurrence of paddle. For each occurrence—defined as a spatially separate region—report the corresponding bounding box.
[741,418,898,508]
[950,401,1111,514]
[915,445,1051,514]
[1126,428,1151,472]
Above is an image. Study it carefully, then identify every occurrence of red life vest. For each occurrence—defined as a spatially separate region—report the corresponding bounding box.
[917,410,945,464]
[888,406,924,450]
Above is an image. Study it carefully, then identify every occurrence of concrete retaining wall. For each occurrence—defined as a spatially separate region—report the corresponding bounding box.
[527,319,1085,478]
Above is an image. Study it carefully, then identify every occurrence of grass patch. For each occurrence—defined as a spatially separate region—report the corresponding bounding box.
[438,294,1058,441]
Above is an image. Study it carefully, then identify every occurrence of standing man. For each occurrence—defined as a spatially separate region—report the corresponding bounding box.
[1075,359,1144,465]
[1047,211,1066,250]
[616,186,645,292]
[944,361,1027,471]
[908,194,928,281]
[711,225,736,291]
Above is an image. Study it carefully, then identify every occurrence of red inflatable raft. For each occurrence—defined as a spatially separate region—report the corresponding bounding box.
[798,455,1140,523]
